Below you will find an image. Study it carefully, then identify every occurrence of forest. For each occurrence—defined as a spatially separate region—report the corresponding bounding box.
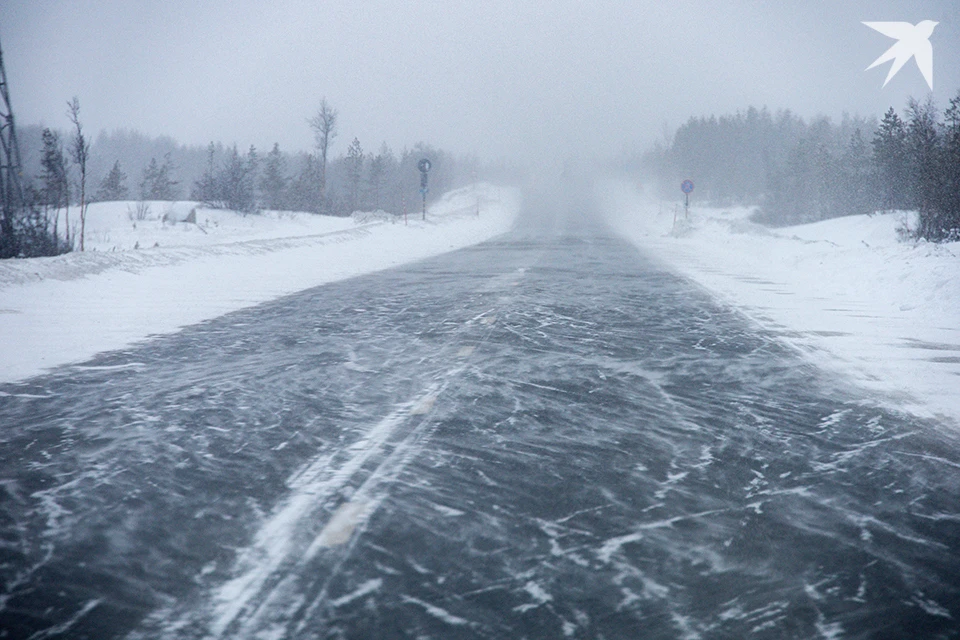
[639,90,960,242]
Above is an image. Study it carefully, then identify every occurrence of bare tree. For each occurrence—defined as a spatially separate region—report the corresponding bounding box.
[308,98,337,207]
[67,97,90,251]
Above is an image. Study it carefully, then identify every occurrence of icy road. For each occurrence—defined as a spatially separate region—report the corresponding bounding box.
[2,202,960,639]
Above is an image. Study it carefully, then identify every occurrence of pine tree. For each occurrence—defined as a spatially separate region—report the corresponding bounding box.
[839,129,876,216]
[346,137,364,212]
[366,142,394,212]
[871,107,909,211]
[939,90,960,238]
[288,154,323,213]
[191,142,220,206]
[246,145,259,209]
[140,153,180,200]
[38,128,70,246]
[905,97,942,238]
[95,160,129,201]
[259,142,288,210]
[217,145,258,213]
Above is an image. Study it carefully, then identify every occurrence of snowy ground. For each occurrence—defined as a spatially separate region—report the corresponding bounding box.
[599,179,960,425]
[0,184,519,384]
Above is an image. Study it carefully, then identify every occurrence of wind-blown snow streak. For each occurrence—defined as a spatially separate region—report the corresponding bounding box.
[129,360,468,639]
[205,407,403,636]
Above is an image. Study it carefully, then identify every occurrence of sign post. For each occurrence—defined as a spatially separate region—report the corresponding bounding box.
[418,158,432,221]
[681,179,694,220]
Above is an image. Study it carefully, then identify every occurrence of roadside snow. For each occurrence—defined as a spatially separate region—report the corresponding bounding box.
[600,180,960,425]
[85,200,359,251]
[0,184,518,384]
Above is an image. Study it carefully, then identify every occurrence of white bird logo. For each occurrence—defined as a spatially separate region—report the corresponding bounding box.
[863,21,938,90]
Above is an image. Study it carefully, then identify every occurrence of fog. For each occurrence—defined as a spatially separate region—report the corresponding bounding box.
[3,0,959,168]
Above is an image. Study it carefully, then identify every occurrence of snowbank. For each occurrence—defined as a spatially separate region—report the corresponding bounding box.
[600,179,960,425]
[0,184,519,384]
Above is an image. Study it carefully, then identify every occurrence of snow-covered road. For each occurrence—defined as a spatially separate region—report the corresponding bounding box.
[2,199,959,639]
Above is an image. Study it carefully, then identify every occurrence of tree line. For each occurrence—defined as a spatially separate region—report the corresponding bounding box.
[189,137,463,217]
[639,90,960,241]
[5,98,481,259]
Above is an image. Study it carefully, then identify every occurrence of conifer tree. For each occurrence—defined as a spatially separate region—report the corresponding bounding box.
[140,153,179,200]
[39,128,70,246]
[871,108,909,210]
[96,160,129,201]
[346,137,364,212]
[260,142,288,210]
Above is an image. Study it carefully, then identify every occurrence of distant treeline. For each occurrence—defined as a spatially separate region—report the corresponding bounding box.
[5,98,515,259]
[639,90,960,242]
[18,126,481,216]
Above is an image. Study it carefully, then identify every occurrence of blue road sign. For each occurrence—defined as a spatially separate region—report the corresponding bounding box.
[681,179,694,194]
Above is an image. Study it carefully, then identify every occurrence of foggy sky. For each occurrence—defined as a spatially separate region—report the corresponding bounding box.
[2,0,959,164]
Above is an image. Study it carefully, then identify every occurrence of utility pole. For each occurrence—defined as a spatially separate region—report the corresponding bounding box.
[0,36,26,258]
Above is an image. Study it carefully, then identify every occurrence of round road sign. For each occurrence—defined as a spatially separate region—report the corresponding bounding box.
[418,158,432,173]
[681,179,694,194]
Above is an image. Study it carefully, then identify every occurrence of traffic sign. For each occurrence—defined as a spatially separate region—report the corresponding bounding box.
[681,179,694,194]
[418,159,431,221]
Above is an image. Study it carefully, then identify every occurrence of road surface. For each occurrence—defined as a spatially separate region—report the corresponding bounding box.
[2,200,960,639]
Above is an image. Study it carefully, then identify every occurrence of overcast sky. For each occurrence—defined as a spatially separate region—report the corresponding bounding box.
[2,1,958,164]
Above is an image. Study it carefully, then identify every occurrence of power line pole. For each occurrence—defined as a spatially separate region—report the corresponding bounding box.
[0,36,25,258]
